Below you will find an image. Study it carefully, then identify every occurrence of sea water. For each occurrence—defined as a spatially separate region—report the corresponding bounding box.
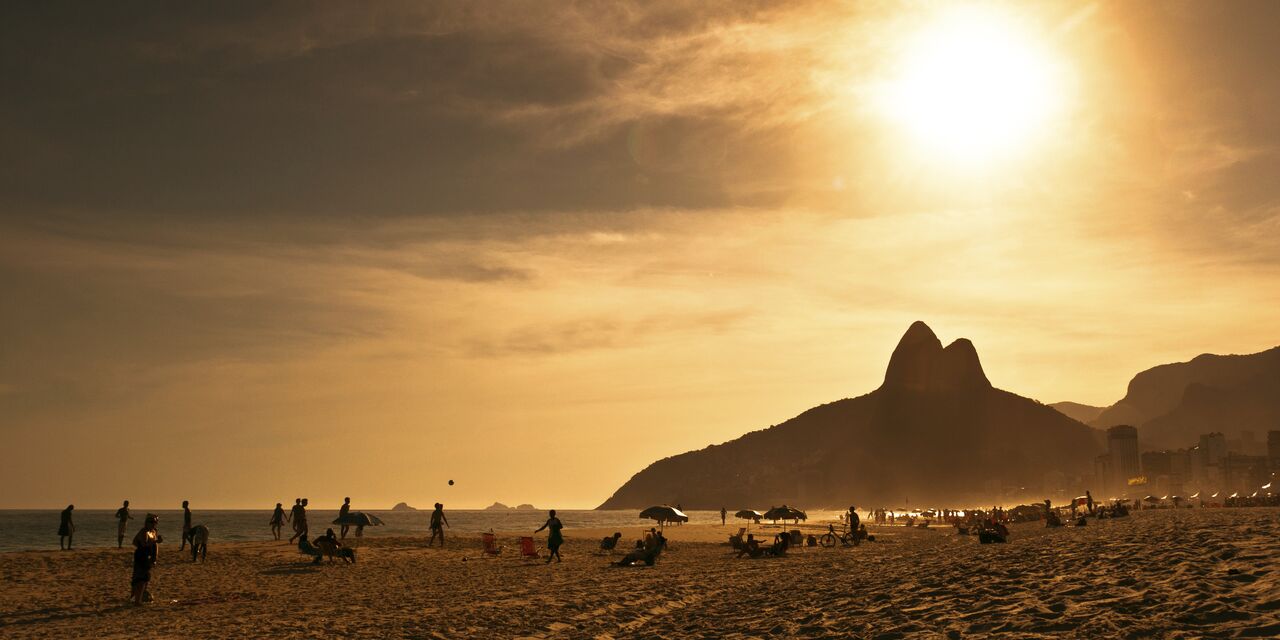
[0,509,830,553]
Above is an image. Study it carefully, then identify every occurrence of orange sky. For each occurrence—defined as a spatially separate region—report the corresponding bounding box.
[2,1,1278,508]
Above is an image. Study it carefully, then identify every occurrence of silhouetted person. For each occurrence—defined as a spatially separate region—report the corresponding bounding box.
[289,498,309,543]
[535,509,564,563]
[848,506,860,532]
[58,505,75,550]
[115,500,132,548]
[1086,491,1095,516]
[269,502,287,540]
[130,514,162,605]
[179,500,192,551]
[288,498,303,542]
[427,503,449,547]
[720,507,727,526]
[339,497,352,539]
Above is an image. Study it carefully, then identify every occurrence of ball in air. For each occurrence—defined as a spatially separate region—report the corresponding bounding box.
[448,479,454,486]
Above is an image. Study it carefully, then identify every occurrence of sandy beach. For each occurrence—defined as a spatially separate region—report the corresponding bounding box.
[1,508,1277,638]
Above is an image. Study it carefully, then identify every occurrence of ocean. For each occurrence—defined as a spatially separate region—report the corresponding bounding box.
[0,508,836,553]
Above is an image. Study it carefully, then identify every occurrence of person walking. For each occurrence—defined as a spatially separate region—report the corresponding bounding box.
[535,509,564,563]
[58,504,75,550]
[269,502,287,540]
[115,500,133,548]
[179,501,193,551]
[338,497,352,539]
[720,507,727,526]
[289,498,309,544]
[428,503,449,547]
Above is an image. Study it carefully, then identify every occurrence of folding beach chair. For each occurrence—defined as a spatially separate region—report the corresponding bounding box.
[519,536,541,559]
[481,532,503,557]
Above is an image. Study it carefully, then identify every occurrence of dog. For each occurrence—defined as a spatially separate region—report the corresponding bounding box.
[188,524,209,562]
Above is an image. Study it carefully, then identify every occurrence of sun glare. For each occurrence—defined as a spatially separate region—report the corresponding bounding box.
[879,7,1068,166]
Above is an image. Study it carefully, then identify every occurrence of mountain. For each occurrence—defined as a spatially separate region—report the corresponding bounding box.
[598,322,1102,510]
[390,502,417,511]
[1049,402,1106,424]
[1088,346,1280,449]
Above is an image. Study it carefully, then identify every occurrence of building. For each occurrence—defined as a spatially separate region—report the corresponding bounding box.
[1269,430,1280,471]
[1094,454,1112,497]
[1222,453,1269,496]
[1141,449,1192,496]
[1197,432,1228,491]
[1107,425,1141,497]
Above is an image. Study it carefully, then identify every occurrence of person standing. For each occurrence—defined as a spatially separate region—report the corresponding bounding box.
[535,509,564,563]
[269,502,287,540]
[428,503,449,547]
[848,506,860,534]
[720,507,727,526]
[130,514,162,605]
[115,500,133,548]
[1086,491,1095,516]
[179,501,193,551]
[338,497,352,539]
[289,499,309,543]
[58,504,75,550]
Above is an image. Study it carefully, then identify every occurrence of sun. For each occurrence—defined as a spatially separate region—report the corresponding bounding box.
[879,7,1068,166]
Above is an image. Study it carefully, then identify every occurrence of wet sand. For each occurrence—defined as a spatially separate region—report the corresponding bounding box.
[1,508,1277,638]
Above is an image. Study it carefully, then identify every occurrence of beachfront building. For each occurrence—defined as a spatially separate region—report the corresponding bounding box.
[1196,432,1228,491]
[1094,453,1113,497]
[1268,430,1280,471]
[1222,453,1269,496]
[1140,449,1192,497]
[1107,425,1141,498]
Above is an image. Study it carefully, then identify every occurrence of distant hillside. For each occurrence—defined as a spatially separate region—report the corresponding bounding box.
[1089,346,1280,448]
[598,322,1102,510]
[1050,401,1106,424]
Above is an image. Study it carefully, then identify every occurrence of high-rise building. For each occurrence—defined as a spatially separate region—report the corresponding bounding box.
[1107,425,1140,496]
[1268,430,1280,471]
[1198,432,1228,491]
[1241,430,1259,455]
[1094,454,1112,496]
[1198,432,1228,468]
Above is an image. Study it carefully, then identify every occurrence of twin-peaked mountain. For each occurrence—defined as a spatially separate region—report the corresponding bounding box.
[598,322,1102,509]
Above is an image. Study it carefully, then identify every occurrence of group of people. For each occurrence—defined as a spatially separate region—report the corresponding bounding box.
[58,500,201,552]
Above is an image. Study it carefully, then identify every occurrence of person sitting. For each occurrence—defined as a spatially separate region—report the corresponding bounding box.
[856,524,873,543]
[616,531,665,566]
[766,532,790,557]
[977,518,1009,544]
[599,532,622,552]
[313,528,355,563]
[736,534,764,558]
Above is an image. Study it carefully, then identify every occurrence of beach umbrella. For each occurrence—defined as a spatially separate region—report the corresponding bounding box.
[762,506,806,524]
[332,511,385,527]
[734,510,763,529]
[639,505,688,530]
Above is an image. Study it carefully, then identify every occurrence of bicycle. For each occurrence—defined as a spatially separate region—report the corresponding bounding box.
[818,525,858,548]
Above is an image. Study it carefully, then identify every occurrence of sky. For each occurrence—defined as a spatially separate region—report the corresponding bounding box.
[2,1,1278,509]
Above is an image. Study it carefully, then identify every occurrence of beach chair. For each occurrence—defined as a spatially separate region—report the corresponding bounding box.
[519,536,541,559]
[729,533,745,552]
[788,529,804,552]
[481,532,503,557]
